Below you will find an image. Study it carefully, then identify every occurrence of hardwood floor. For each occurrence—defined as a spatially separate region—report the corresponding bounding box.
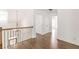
[58,39,79,49]
[10,32,79,49]
[10,33,51,49]
[35,33,51,49]
[0,44,2,49]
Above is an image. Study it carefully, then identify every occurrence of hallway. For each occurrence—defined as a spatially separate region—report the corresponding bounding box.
[0,9,79,49]
[10,33,51,49]
[1,9,56,49]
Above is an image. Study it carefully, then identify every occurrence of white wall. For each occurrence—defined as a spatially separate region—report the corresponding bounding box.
[58,9,79,45]
[34,9,57,35]
[35,14,43,34]
[0,10,8,28]
[7,9,34,27]
[8,9,34,40]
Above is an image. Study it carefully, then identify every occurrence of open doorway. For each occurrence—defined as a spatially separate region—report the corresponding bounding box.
[51,16,58,48]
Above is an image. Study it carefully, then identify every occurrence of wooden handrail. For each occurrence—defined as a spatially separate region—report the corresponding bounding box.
[2,26,33,31]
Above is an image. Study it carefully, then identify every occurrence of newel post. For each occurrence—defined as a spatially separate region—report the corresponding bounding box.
[0,27,2,49]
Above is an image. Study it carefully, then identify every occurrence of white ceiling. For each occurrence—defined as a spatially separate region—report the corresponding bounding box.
[34,9,57,16]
